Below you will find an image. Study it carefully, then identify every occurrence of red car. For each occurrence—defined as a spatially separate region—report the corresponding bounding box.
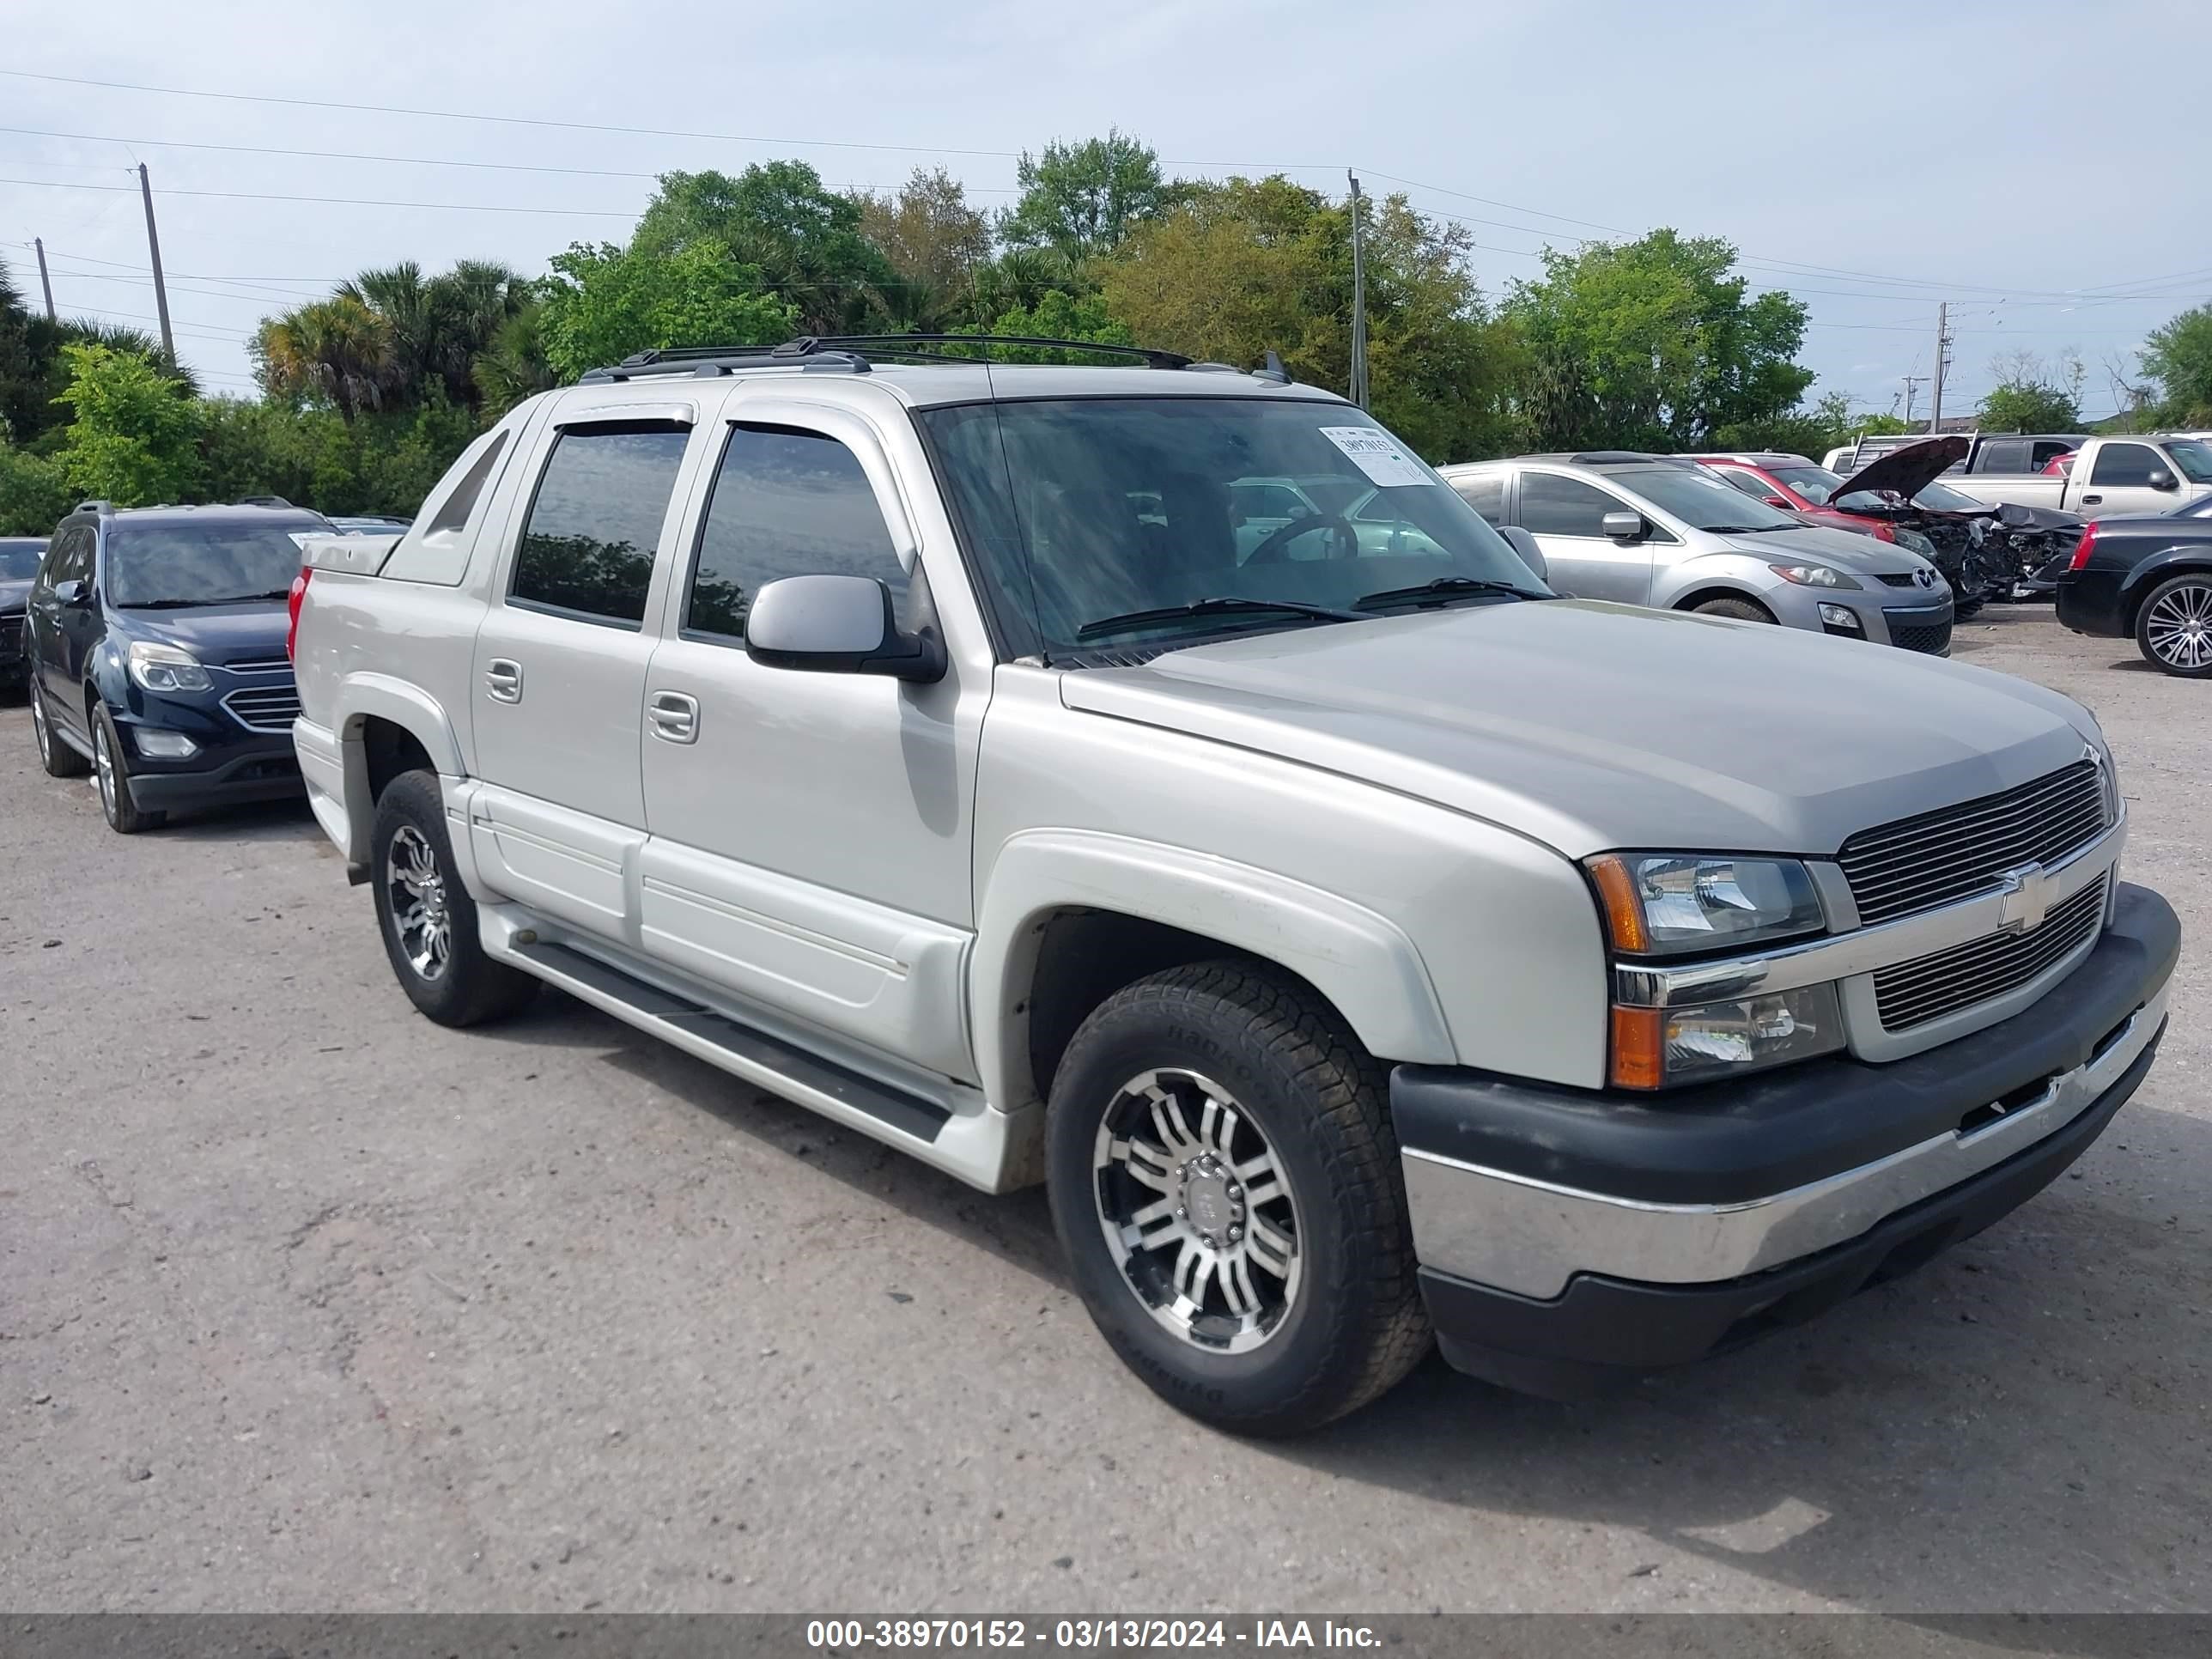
[1691,450,1921,545]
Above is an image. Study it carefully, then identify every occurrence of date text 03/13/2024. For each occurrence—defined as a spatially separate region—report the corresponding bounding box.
[805,1619,1383,1650]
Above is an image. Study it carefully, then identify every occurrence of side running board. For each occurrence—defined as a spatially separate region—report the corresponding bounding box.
[507,938,951,1144]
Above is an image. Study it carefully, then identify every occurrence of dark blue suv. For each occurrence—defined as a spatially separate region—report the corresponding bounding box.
[25,501,326,832]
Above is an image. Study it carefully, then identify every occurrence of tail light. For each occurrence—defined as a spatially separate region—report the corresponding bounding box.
[2067,520,2099,573]
[286,564,313,660]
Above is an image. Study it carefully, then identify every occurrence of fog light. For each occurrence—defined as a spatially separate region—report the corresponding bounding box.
[1610,983,1845,1089]
[1818,603,1863,634]
[133,728,199,759]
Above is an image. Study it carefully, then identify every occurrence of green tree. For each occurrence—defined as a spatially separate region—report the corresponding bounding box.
[2141,304,2212,426]
[0,438,73,534]
[254,259,532,419]
[472,299,558,417]
[2,255,192,447]
[1000,131,1180,263]
[1979,348,2083,432]
[1504,230,1814,451]
[52,343,203,505]
[1715,390,1908,458]
[538,240,799,381]
[1100,176,1516,461]
[947,289,1135,362]
[855,167,993,331]
[632,163,897,336]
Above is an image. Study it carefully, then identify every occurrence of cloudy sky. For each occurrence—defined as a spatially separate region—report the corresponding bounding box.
[3,0,2202,425]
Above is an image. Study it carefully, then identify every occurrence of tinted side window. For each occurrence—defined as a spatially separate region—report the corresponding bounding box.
[2089,443,2160,486]
[46,526,90,588]
[1517,473,1621,537]
[1717,468,1772,500]
[1974,439,2029,474]
[685,425,906,639]
[2031,441,2078,470]
[1451,473,1505,524]
[509,423,690,626]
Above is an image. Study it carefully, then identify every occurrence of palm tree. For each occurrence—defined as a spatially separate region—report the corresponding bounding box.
[471,300,556,418]
[261,259,532,420]
[255,295,393,419]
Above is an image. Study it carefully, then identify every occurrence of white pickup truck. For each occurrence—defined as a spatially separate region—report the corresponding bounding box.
[285,337,2179,1434]
[1943,434,2212,517]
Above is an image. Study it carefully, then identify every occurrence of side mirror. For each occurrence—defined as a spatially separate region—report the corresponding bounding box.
[1763,495,1794,510]
[1498,525,1547,583]
[52,579,92,607]
[2148,468,2178,490]
[744,574,945,684]
[1600,510,1646,541]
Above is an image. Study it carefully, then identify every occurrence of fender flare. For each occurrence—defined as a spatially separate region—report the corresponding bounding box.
[970,829,1456,1112]
[324,673,470,872]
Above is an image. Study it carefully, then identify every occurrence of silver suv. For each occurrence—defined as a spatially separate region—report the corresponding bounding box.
[289,338,2174,1434]
[1442,451,1954,653]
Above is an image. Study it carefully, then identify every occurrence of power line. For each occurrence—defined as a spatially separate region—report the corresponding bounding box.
[1,173,641,217]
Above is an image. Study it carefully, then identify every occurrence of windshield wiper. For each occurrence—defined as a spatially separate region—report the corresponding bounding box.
[1074,595,1367,642]
[122,591,289,609]
[1705,523,1796,534]
[1354,575,1544,611]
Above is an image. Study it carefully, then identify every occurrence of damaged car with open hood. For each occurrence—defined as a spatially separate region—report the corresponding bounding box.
[1697,437,2086,615]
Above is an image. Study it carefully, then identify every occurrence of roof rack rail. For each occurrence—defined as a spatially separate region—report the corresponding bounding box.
[234,494,293,507]
[577,333,1197,382]
[76,499,114,515]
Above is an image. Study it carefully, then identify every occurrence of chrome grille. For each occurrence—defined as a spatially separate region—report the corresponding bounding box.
[1873,876,2107,1031]
[221,656,292,674]
[1839,758,2107,925]
[222,683,302,732]
[1875,573,1921,588]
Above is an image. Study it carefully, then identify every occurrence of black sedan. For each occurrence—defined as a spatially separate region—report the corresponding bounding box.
[2055,495,2212,676]
[0,536,45,689]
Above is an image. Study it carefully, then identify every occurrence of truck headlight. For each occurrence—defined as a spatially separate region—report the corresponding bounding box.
[1587,854,1826,956]
[1611,984,1845,1090]
[127,641,212,694]
[1768,562,1863,590]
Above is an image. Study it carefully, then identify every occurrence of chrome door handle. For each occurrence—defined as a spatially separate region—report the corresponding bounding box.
[2081,494,2102,505]
[648,690,699,744]
[485,659,523,703]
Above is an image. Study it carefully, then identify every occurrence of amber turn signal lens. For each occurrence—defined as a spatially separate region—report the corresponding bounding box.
[1588,855,1650,954]
[1609,1005,1665,1091]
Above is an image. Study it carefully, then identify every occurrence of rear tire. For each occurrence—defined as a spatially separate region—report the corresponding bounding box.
[31,680,90,778]
[2135,574,2212,678]
[1692,596,1773,623]
[93,708,166,834]
[1045,960,1431,1436]
[369,769,540,1026]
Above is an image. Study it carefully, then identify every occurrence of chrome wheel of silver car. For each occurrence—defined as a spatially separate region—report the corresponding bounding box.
[31,682,52,764]
[1092,1067,1302,1354]
[386,825,452,981]
[2143,580,2212,672]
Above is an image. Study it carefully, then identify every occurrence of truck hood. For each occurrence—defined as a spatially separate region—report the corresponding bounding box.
[1832,435,1971,502]
[109,600,290,666]
[1060,600,2099,860]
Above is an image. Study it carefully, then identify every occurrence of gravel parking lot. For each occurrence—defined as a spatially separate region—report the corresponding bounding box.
[3,604,2207,1617]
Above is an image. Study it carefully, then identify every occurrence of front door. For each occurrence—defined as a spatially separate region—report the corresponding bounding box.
[466,416,696,939]
[33,526,99,742]
[1513,471,1659,605]
[638,408,983,1080]
[2077,441,2179,517]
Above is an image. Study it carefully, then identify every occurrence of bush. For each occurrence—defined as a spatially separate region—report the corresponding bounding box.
[0,439,73,535]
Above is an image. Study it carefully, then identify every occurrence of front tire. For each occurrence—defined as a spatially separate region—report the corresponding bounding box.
[31,680,90,778]
[1045,961,1430,1436]
[370,769,539,1026]
[2136,574,2212,678]
[93,708,166,834]
[1692,596,1773,624]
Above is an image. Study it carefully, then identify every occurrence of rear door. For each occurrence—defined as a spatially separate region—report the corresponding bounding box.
[465,408,702,939]
[1512,471,1660,604]
[2076,441,2176,517]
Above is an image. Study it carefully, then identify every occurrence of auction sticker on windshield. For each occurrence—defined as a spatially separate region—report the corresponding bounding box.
[1321,426,1434,488]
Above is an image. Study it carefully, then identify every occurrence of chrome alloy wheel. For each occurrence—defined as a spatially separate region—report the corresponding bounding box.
[93,718,118,820]
[386,825,453,981]
[30,681,52,765]
[2145,581,2212,671]
[1092,1068,1302,1354]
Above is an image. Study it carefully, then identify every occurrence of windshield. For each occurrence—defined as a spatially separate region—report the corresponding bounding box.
[106,520,316,608]
[1910,478,1988,511]
[1769,465,1844,506]
[0,543,44,580]
[2166,440,2212,483]
[919,397,1547,655]
[1613,465,1803,531]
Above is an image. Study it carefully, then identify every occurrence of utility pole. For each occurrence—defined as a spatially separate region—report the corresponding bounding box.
[1346,170,1369,410]
[33,236,58,323]
[137,162,175,366]
[1928,301,1950,433]
[1901,374,1926,428]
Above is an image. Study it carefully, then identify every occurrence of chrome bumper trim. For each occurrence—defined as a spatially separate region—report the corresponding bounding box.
[1613,814,2125,1010]
[1402,976,2166,1301]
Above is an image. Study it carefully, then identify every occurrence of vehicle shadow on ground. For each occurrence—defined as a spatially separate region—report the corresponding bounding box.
[159,797,323,842]
[493,988,1070,1281]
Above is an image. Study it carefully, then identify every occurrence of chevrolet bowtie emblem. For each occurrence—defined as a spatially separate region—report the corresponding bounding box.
[1996,862,2055,934]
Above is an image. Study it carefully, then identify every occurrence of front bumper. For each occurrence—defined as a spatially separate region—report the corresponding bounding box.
[1392,882,2179,1397]
[1768,583,1953,653]
[0,612,24,682]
